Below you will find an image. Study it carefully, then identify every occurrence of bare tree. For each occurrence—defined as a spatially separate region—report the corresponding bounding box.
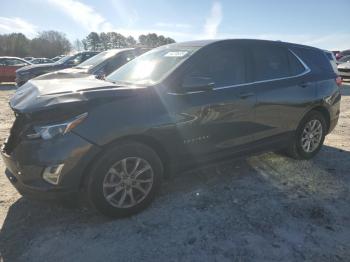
[73,39,84,52]
[0,31,71,58]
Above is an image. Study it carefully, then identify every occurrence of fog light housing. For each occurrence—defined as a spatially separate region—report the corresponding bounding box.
[42,164,64,185]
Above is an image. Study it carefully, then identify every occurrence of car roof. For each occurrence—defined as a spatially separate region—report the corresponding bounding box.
[0,56,27,59]
[168,39,321,51]
[101,48,135,54]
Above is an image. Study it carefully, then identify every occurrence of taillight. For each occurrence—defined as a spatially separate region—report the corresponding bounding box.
[336,76,342,87]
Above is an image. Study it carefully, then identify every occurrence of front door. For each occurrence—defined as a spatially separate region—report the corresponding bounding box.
[163,43,257,158]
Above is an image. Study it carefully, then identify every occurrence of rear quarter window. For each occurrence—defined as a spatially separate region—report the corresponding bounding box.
[291,47,334,75]
[288,51,306,75]
[325,52,334,61]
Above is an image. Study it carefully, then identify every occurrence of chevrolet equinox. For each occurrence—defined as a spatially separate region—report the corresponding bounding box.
[1,39,341,217]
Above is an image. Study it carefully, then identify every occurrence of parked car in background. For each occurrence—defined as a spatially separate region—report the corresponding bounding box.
[15,51,99,86]
[336,49,350,60]
[24,57,34,62]
[336,55,350,65]
[1,39,341,217]
[52,55,65,62]
[37,48,141,81]
[31,58,54,64]
[0,57,31,83]
[338,60,350,80]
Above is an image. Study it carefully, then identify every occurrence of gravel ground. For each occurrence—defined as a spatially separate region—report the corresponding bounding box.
[0,83,350,262]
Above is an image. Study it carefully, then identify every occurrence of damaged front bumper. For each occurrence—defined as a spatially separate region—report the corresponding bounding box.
[1,131,100,200]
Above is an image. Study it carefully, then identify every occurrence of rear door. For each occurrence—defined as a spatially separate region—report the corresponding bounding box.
[249,42,314,142]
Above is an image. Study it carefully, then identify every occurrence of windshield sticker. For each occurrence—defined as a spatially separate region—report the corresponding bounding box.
[164,51,188,57]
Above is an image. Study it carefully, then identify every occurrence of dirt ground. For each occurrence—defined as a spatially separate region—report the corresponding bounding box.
[0,83,350,262]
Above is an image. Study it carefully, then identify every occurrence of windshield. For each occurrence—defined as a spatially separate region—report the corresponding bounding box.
[55,55,72,64]
[339,55,350,63]
[106,46,199,85]
[77,50,119,69]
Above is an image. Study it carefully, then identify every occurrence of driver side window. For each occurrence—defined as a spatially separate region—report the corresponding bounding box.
[184,45,246,88]
[71,54,83,65]
[5,59,28,66]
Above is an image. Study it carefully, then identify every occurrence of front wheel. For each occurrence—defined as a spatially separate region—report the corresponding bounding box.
[286,111,327,160]
[86,142,163,218]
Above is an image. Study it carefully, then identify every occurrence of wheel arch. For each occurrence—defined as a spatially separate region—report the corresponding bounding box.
[79,134,171,189]
[309,106,331,133]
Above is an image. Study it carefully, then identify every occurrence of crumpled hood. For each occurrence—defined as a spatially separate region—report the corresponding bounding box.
[10,77,147,114]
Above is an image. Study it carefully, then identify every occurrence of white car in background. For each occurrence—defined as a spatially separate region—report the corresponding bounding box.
[338,60,350,79]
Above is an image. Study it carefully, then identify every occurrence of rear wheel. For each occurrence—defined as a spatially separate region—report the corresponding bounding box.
[287,111,327,160]
[87,142,163,218]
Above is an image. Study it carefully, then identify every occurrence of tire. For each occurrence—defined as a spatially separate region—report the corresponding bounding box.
[286,111,327,160]
[86,141,163,218]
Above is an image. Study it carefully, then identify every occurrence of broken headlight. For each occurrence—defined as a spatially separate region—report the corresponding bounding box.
[27,113,88,140]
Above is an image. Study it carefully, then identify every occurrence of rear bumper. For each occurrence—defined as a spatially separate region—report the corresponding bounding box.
[328,116,339,134]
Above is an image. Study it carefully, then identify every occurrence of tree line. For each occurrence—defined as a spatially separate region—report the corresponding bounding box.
[76,32,175,51]
[0,31,71,58]
[0,30,176,58]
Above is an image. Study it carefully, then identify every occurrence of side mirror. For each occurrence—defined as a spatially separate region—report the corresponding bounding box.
[95,70,106,80]
[177,76,215,94]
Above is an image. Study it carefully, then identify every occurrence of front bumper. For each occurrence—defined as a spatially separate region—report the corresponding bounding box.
[1,132,100,200]
[4,168,77,200]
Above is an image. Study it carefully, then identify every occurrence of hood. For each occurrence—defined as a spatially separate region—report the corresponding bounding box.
[10,77,147,114]
[16,62,61,73]
[338,62,350,69]
[35,67,90,81]
[59,67,90,74]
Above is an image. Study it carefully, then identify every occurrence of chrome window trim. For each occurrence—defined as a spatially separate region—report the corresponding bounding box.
[213,49,310,91]
[168,48,311,95]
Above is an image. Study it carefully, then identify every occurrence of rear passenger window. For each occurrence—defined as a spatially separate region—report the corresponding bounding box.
[252,45,290,81]
[291,47,333,75]
[288,51,305,75]
[185,45,246,87]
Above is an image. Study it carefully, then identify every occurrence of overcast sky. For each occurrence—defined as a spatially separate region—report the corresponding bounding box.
[1,0,349,50]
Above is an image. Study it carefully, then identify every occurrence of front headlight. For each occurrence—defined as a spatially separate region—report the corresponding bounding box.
[27,113,88,140]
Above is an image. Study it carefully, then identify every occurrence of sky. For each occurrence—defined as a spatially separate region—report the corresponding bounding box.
[0,0,349,50]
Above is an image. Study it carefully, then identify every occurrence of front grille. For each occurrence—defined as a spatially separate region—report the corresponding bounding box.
[3,113,31,155]
[338,68,350,73]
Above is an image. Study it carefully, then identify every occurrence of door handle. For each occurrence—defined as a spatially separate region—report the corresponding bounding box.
[239,92,254,99]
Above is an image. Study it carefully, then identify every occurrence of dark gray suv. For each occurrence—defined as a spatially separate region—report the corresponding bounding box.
[15,51,99,86]
[1,39,341,217]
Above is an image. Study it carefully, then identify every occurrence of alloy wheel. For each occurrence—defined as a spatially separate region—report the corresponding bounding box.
[301,119,323,153]
[102,157,154,208]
